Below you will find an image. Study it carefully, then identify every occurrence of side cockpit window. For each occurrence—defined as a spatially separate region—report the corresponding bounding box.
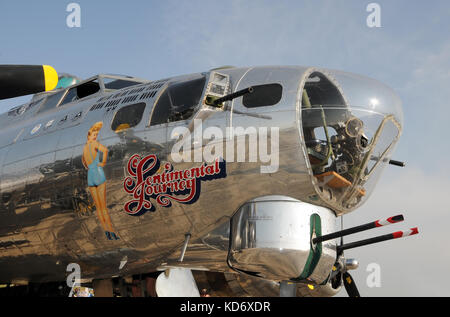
[60,86,78,105]
[37,79,101,113]
[60,80,100,106]
[111,102,146,132]
[243,83,283,108]
[150,76,206,126]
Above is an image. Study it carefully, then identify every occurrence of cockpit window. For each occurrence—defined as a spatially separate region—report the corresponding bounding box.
[243,83,283,108]
[111,102,146,132]
[59,79,101,106]
[150,76,206,125]
[60,87,78,105]
[104,78,142,90]
[76,80,100,99]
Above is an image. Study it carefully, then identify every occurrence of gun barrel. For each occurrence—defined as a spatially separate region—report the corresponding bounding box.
[213,86,254,105]
[336,227,418,253]
[389,159,405,167]
[312,214,404,244]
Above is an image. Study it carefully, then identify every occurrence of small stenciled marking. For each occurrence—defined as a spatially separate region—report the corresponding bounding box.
[59,115,68,124]
[30,123,41,135]
[45,119,55,129]
[73,111,83,121]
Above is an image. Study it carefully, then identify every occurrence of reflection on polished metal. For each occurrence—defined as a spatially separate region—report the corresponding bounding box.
[0,66,404,289]
[279,281,297,297]
[344,259,359,271]
[119,256,128,270]
[214,271,341,297]
[228,196,338,283]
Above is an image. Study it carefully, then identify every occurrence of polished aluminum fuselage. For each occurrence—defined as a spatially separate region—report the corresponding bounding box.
[0,66,335,284]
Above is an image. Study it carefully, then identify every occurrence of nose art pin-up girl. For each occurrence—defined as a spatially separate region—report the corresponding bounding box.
[82,121,119,240]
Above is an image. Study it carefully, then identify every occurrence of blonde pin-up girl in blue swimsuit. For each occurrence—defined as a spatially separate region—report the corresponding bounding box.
[82,122,119,240]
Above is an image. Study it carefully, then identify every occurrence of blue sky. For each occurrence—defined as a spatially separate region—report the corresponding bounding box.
[1,0,449,296]
[1,0,449,171]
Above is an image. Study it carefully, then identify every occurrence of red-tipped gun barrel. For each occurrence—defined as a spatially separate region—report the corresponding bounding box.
[337,227,419,253]
[312,214,404,244]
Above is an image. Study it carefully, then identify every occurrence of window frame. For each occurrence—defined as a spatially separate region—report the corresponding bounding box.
[100,75,148,92]
[36,89,67,114]
[148,75,207,127]
[242,83,283,108]
[110,102,147,132]
[59,78,102,107]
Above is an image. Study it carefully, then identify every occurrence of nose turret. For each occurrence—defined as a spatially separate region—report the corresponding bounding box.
[299,69,403,215]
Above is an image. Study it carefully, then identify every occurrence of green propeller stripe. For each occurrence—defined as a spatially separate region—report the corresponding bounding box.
[295,213,322,281]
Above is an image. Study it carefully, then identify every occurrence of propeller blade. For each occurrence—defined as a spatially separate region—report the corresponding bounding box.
[0,65,58,100]
[343,271,360,297]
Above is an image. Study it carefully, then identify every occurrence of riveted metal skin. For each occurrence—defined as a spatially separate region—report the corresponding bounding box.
[0,66,402,285]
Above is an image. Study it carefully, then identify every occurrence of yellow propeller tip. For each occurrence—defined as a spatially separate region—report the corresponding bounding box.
[42,65,58,91]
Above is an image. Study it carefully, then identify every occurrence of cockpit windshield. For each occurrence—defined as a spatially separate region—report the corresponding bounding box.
[301,70,402,212]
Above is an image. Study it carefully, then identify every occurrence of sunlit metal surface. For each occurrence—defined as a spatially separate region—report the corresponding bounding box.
[0,66,402,285]
[228,196,338,283]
